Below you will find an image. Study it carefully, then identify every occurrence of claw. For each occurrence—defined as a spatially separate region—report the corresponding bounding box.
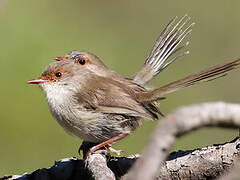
[108,147,123,156]
[106,144,123,155]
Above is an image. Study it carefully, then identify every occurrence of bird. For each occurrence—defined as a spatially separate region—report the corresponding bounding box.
[28,15,240,158]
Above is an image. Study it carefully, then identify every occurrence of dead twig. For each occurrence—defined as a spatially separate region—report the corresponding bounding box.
[124,102,240,180]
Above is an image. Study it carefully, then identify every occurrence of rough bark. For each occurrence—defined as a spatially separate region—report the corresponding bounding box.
[2,138,240,180]
[2,102,240,180]
[124,102,240,180]
[217,162,240,180]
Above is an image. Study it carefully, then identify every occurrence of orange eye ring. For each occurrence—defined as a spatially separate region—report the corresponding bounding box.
[75,57,89,65]
[55,72,62,77]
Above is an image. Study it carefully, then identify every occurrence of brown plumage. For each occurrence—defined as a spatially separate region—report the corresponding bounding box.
[137,58,240,102]
[28,15,240,157]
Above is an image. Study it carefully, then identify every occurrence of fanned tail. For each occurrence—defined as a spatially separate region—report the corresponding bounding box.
[134,15,195,85]
[138,58,240,102]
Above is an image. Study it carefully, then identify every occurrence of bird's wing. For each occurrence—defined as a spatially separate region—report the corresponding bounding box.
[134,15,194,85]
[74,76,158,120]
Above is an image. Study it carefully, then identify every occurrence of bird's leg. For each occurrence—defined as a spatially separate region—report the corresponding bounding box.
[78,141,98,157]
[85,133,129,160]
[105,144,123,156]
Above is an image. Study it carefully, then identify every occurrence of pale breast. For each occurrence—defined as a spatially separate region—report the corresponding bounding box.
[40,83,137,143]
[41,83,97,141]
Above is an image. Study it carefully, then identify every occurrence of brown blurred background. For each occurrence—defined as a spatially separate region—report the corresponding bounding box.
[0,0,239,176]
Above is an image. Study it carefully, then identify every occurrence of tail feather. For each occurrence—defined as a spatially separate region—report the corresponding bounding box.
[134,15,194,85]
[137,58,240,102]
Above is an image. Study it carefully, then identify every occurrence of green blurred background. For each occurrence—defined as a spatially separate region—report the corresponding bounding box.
[1,0,240,176]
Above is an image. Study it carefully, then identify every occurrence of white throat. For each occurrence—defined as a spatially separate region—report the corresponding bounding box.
[41,83,71,107]
[40,82,101,142]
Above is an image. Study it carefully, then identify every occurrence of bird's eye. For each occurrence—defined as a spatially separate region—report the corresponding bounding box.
[55,72,62,77]
[78,59,86,65]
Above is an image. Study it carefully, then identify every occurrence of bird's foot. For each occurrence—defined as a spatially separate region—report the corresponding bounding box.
[106,144,123,156]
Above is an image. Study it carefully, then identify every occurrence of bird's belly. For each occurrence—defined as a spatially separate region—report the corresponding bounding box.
[50,104,141,143]
[45,88,141,142]
[50,105,102,142]
[43,87,102,142]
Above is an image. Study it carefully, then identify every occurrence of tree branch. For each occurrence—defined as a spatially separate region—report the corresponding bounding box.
[87,154,115,180]
[2,137,240,180]
[217,161,240,180]
[124,102,240,180]
[2,102,240,180]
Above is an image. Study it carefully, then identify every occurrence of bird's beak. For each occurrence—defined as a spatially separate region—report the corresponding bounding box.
[55,56,64,61]
[27,78,48,84]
